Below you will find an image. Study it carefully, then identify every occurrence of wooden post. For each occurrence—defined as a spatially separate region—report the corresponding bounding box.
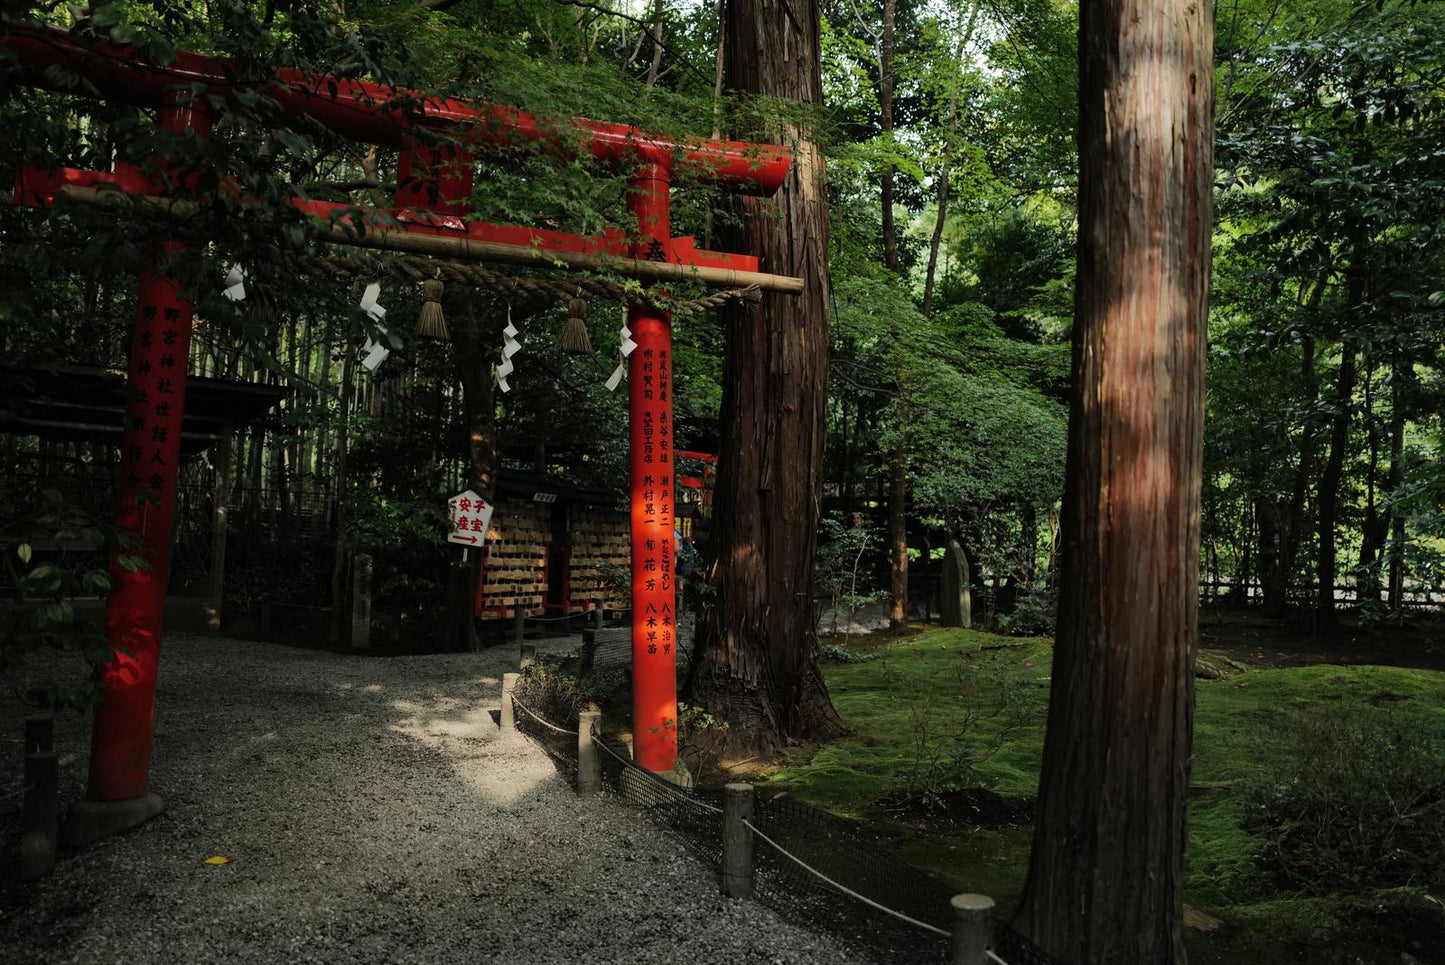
[351,553,373,650]
[520,643,536,669]
[207,419,232,631]
[593,606,604,631]
[721,783,755,898]
[25,716,53,756]
[513,606,526,643]
[20,717,58,881]
[500,673,519,733]
[951,894,995,965]
[577,710,601,796]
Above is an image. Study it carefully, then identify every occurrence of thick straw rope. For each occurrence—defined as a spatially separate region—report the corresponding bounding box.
[291,252,761,315]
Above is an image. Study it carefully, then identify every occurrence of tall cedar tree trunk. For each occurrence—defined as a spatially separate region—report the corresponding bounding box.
[693,0,843,755]
[1318,234,1365,625]
[1316,336,1355,625]
[922,3,979,317]
[440,298,499,652]
[1357,354,1386,602]
[880,0,909,630]
[1013,1,1212,961]
[328,349,354,644]
[1272,331,1319,617]
[880,0,899,274]
[1386,359,1407,609]
[888,386,909,630]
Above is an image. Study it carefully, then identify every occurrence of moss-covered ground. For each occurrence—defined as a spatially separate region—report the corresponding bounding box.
[767,626,1445,964]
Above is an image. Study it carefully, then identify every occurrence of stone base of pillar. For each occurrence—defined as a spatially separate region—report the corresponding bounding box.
[60,793,165,848]
[654,758,695,789]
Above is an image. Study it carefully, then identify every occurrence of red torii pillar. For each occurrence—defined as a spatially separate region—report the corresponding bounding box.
[626,164,679,773]
[63,92,211,845]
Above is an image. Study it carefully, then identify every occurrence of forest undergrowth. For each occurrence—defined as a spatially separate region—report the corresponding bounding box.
[768,621,1445,965]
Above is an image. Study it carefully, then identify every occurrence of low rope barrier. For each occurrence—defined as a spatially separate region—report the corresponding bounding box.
[0,783,36,803]
[743,817,949,938]
[592,734,723,815]
[501,679,1064,965]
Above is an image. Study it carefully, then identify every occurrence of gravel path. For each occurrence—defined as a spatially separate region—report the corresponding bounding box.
[1,634,868,964]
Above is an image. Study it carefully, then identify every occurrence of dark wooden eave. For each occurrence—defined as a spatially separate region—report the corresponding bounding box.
[0,363,286,456]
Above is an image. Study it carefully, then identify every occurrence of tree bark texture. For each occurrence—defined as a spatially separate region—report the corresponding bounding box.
[880,0,899,273]
[693,0,843,755]
[922,3,978,317]
[440,295,499,652]
[888,386,908,631]
[1013,1,1212,962]
[1271,331,1320,618]
[1317,336,1356,626]
[1386,359,1407,610]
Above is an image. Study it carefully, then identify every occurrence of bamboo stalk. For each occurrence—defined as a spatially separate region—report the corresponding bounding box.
[57,185,805,295]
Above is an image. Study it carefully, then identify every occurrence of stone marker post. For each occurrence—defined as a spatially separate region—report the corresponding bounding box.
[19,717,57,881]
[520,643,536,669]
[950,893,995,965]
[500,673,519,733]
[941,539,972,629]
[577,710,601,796]
[721,783,755,898]
[351,553,373,650]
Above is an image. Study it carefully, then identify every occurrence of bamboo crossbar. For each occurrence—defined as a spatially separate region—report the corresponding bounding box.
[56,185,805,295]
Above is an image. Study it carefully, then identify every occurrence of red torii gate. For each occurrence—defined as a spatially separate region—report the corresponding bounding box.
[4,25,793,842]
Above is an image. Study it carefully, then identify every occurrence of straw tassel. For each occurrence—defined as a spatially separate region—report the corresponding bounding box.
[415,278,449,340]
[556,296,592,355]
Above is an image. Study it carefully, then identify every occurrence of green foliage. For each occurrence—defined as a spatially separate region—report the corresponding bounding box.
[996,584,1055,637]
[0,487,128,712]
[1244,708,1445,893]
[818,640,880,664]
[670,700,729,745]
[813,512,889,633]
[346,490,449,610]
[773,629,1053,814]
[516,658,594,724]
[887,648,1044,814]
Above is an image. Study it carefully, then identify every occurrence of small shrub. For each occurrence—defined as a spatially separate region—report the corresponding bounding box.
[1244,708,1445,893]
[1,487,131,712]
[514,660,594,726]
[670,701,728,744]
[888,653,1044,815]
[998,585,1056,637]
[819,641,879,663]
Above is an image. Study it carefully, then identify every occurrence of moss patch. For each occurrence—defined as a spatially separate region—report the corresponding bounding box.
[771,626,1445,963]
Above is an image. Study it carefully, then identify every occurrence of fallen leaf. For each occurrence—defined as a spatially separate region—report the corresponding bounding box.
[205,856,231,865]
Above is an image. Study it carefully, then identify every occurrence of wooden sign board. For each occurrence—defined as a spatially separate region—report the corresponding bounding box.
[447,490,494,546]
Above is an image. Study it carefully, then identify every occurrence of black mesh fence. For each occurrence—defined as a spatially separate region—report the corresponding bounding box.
[508,693,1068,965]
[995,924,1067,965]
[509,693,579,783]
[593,733,725,867]
[747,794,952,964]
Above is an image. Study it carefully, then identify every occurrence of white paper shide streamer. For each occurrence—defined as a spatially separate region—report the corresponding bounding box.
[360,282,387,323]
[222,265,246,302]
[359,282,390,372]
[605,320,637,392]
[495,307,521,394]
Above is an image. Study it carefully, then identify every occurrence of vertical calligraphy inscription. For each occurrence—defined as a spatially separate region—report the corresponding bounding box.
[629,310,677,771]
